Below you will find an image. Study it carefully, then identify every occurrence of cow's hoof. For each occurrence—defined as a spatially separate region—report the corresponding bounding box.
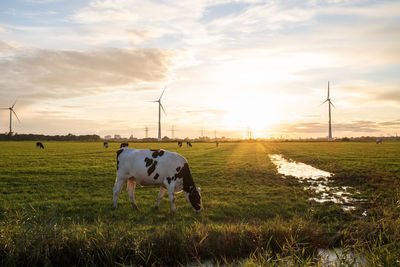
[154,206,159,210]
[132,204,139,210]
[112,205,116,210]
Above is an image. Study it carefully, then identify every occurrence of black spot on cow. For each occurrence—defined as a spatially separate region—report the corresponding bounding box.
[147,161,158,176]
[167,177,172,184]
[144,157,153,167]
[174,163,196,193]
[174,163,201,211]
[189,190,201,211]
[116,149,124,170]
[153,173,159,180]
[176,166,181,172]
[150,149,165,158]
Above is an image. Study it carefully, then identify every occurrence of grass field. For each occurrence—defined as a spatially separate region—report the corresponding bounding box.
[0,141,399,266]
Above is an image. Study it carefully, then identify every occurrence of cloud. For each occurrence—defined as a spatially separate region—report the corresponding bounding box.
[0,47,175,104]
[375,90,400,104]
[0,40,17,51]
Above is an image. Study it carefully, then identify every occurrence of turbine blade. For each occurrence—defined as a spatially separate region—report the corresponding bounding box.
[160,103,167,116]
[147,100,159,103]
[0,108,9,109]
[11,99,17,108]
[320,99,329,106]
[159,86,166,100]
[327,81,330,99]
[12,109,20,123]
[330,101,336,109]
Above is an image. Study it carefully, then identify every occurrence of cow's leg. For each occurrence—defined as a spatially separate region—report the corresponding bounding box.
[154,187,166,209]
[127,179,138,210]
[168,189,176,213]
[112,178,125,209]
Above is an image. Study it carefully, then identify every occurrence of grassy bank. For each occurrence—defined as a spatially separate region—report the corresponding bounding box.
[0,141,399,265]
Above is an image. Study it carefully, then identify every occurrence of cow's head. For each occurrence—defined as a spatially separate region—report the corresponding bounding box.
[185,187,202,213]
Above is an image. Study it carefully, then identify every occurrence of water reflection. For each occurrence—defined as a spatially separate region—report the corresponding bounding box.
[269,154,363,211]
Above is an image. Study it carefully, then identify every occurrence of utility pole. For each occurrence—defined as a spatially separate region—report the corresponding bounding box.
[169,125,175,139]
[247,127,253,140]
[145,126,149,138]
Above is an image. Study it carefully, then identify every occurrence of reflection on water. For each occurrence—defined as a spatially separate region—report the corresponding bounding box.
[269,154,332,180]
[269,154,363,211]
[318,248,367,266]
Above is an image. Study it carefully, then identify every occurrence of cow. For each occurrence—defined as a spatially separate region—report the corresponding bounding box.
[186,141,192,147]
[376,139,382,144]
[178,141,183,147]
[120,142,129,148]
[36,142,44,149]
[104,142,109,148]
[216,141,219,147]
[113,148,202,213]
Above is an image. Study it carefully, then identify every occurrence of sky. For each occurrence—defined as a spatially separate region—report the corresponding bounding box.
[0,0,399,139]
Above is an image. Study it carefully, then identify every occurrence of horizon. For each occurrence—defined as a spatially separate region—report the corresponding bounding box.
[1,0,399,139]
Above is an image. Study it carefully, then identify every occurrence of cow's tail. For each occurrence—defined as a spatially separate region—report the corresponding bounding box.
[116,149,124,170]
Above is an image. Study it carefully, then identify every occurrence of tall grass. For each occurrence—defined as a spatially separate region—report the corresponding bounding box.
[0,210,326,266]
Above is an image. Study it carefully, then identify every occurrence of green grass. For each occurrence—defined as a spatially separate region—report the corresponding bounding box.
[0,141,399,266]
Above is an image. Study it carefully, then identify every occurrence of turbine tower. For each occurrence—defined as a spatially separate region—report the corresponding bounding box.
[322,81,335,141]
[149,87,167,141]
[1,100,20,134]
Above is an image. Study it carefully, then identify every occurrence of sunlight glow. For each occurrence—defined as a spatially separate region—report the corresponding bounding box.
[221,96,282,136]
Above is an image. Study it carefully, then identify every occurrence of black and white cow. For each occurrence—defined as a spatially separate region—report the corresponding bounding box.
[104,142,109,148]
[178,141,183,147]
[120,142,129,148]
[376,139,382,144]
[36,142,44,149]
[113,148,202,213]
[186,141,192,147]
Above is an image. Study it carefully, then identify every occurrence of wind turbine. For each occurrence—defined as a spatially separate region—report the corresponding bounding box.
[322,81,335,141]
[1,100,20,134]
[148,87,167,141]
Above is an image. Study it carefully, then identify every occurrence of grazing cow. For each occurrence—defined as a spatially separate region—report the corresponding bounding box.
[376,139,382,144]
[216,141,219,147]
[36,142,44,149]
[178,141,182,147]
[104,142,109,148]
[113,148,202,213]
[186,141,192,147]
[120,142,129,148]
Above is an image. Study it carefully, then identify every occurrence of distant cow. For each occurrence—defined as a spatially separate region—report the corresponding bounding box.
[104,142,109,148]
[113,148,202,213]
[178,141,182,147]
[36,142,44,149]
[216,141,219,147]
[186,141,192,147]
[120,142,129,148]
[376,139,382,144]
